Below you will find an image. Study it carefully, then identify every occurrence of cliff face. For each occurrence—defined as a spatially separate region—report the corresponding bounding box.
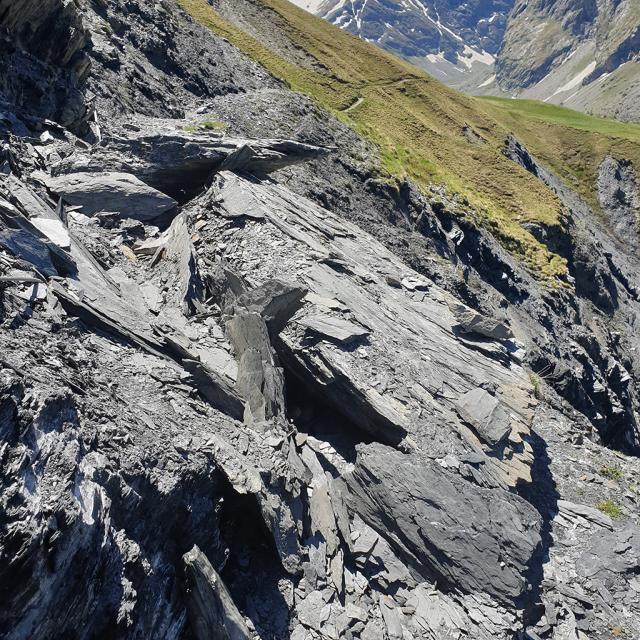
[317,0,512,58]
[495,0,640,120]
[1,1,640,639]
[0,0,90,127]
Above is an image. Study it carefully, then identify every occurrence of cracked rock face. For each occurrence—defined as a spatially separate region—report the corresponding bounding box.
[1,2,640,640]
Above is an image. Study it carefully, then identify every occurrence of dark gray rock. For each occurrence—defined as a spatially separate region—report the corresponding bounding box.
[297,313,370,344]
[340,443,542,606]
[53,131,329,201]
[455,387,512,446]
[234,279,307,336]
[597,155,639,249]
[43,172,178,221]
[226,310,286,424]
[3,1,640,638]
[577,525,640,579]
[183,545,252,640]
[450,302,513,340]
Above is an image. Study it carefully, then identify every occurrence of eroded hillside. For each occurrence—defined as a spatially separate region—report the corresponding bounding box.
[1,1,640,639]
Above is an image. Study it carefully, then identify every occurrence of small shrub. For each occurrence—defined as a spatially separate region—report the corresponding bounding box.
[599,465,624,481]
[596,500,624,519]
[529,373,542,400]
[200,120,226,130]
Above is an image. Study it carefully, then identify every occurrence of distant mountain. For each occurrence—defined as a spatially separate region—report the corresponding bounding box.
[290,0,640,121]
[298,0,514,91]
[496,0,640,122]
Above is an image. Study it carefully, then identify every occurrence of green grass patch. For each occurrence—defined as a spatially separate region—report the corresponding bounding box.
[480,97,640,139]
[599,465,624,481]
[529,373,542,400]
[178,0,640,282]
[183,120,227,132]
[480,97,640,213]
[596,499,624,520]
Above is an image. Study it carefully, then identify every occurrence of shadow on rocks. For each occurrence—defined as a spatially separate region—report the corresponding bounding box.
[518,429,559,626]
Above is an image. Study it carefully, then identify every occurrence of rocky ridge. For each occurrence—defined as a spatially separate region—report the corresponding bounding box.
[1,1,640,640]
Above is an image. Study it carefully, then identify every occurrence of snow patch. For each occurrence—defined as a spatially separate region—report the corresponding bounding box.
[544,61,597,101]
[478,74,496,88]
[457,45,495,70]
[287,0,330,13]
[426,52,445,64]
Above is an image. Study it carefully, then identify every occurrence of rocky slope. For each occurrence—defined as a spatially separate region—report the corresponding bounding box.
[1,1,640,640]
[291,0,640,121]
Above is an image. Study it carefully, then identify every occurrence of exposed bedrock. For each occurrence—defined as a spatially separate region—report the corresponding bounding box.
[1,1,640,638]
[340,443,542,607]
[0,0,91,128]
[504,136,640,453]
[597,155,639,251]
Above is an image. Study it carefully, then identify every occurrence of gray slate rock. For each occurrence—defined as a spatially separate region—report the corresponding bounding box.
[226,310,285,424]
[341,443,542,606]
[234,279,307,335]
[455,387,512,447]
[183,545,252,640]
[450,302,513,340]
[577,524,640,578]
[297,313,369,344]
[44,172,177,221]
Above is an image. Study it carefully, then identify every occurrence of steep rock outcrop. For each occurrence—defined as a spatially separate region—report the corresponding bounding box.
[2,1,640,639]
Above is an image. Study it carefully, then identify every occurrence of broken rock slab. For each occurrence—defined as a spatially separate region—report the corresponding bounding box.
[42,172,177,221]
[225,310,285,424]
[209,171,268,220]
[449,301,513,341]
[53,130,330,197]
[29,217,71,250]
[183,545,252,640]
[232,279,306,336]
[340,443,542,607]
[297,313,369,345]
[455,387,512,447]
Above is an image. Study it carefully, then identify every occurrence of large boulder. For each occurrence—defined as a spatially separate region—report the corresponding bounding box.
[43,172,177,221]
[455,387,512,447]
[340,443,542,606]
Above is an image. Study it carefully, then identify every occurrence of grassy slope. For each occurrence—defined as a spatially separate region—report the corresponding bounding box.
[480,97,640,212]
[178,0,640,282]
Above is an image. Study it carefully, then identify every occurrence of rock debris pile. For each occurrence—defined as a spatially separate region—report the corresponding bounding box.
[1,2,640,639]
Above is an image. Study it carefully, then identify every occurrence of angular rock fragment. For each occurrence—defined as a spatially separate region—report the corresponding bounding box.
[183,545,252,640]
[455,387,512,447]
[297,313,369,344]
[226,310,285,424]
[0,197,76,276]
[233,279,306,335]
[43,172,178,221]
[210,171,268,220]
[577,524,640,578]
[29,217,71,249]
[556,500,614,530]
[400,275,430,291]
[163,213,204,314]
[181,359,244,421]
[341,443,542,606]
[450,302,513,340]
